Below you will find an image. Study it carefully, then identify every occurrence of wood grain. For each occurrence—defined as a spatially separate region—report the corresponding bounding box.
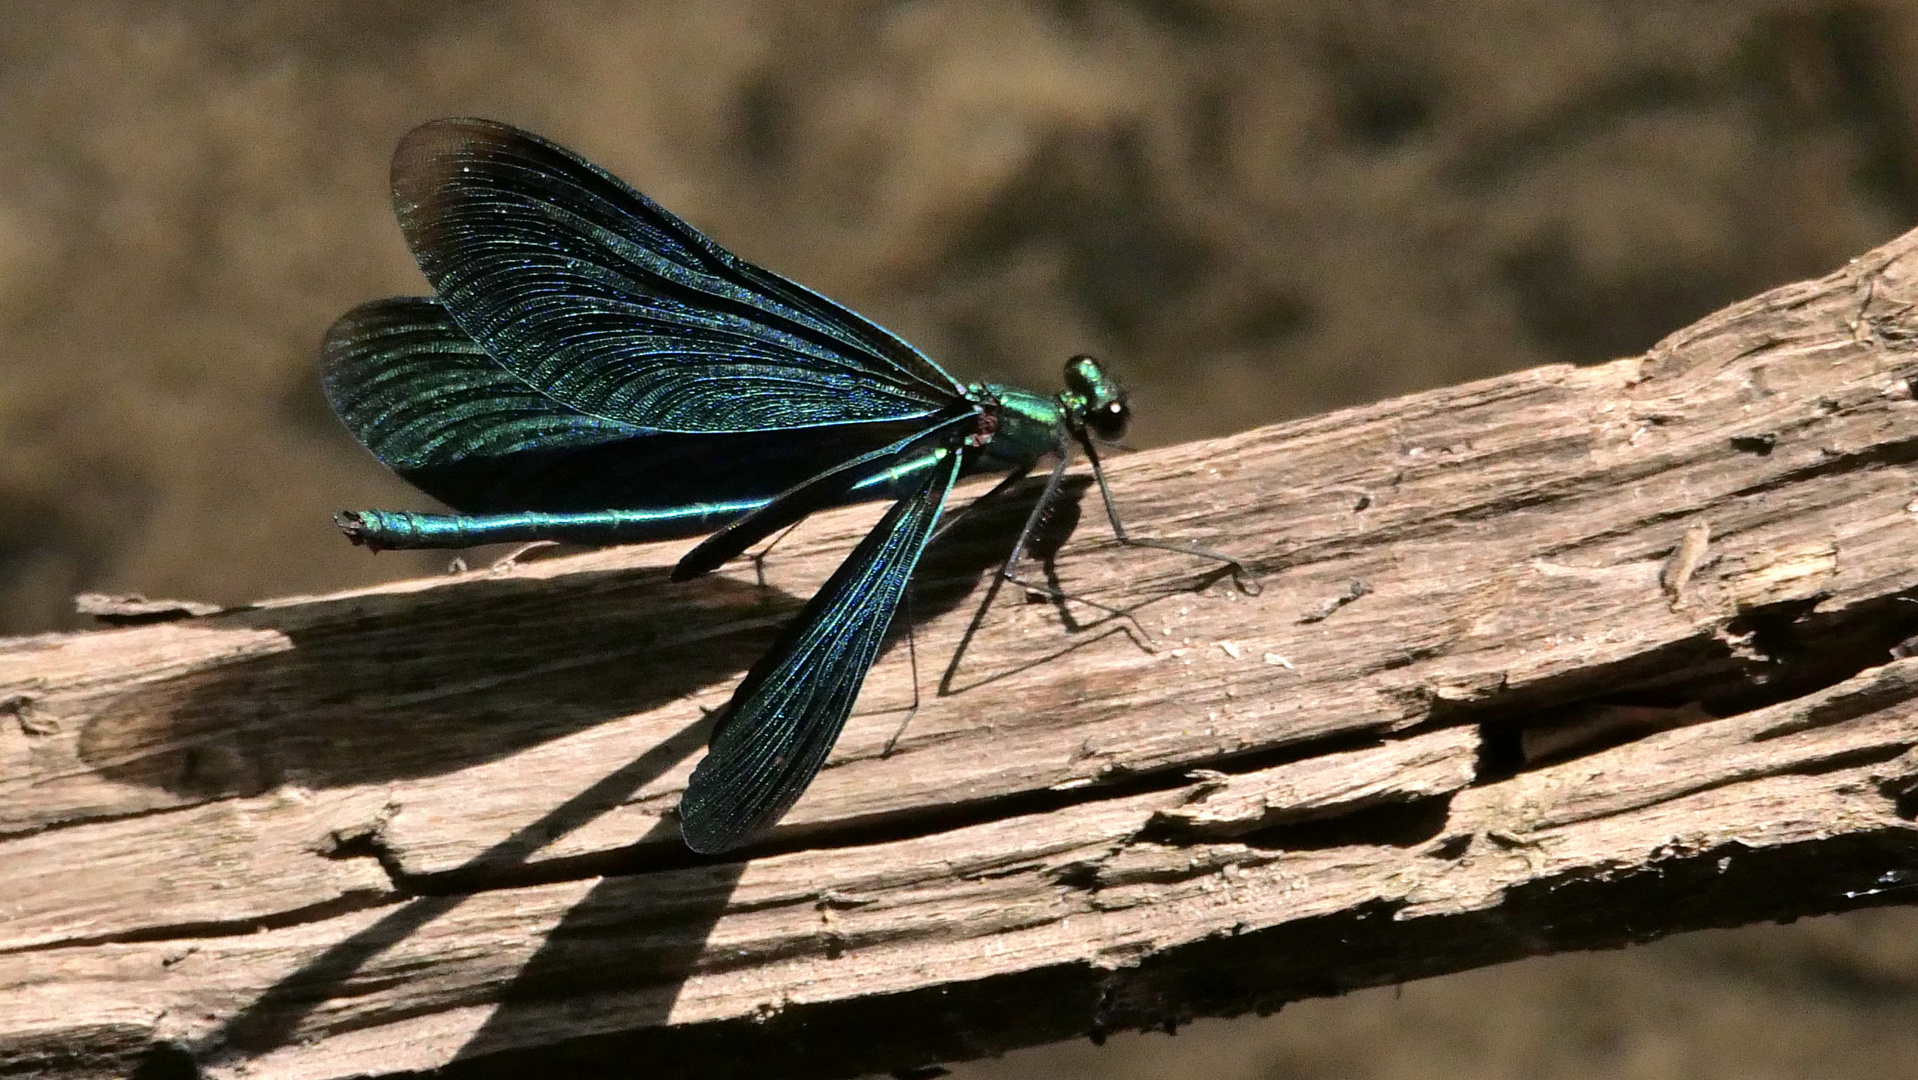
[11,228,1918,1078]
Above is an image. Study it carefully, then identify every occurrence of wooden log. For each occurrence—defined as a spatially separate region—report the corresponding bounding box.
[10,225,1918,1079]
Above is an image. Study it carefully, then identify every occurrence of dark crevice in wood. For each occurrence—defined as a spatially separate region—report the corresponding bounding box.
[398,830,1918,1080]
[0,889,403,957]
[316,814,411,893]
[1464,592,1918,784]
[1728,432,1918,496]
[1882,769,1918,819]
[1221,794,1455,851]
[1,1026,174,1080]
[129,1042,201,1080]
[1712,592,1918,716]
[1776,741,1913,778]
[0,798,223,844]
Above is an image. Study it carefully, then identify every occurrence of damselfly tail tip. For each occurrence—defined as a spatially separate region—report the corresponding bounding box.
[333,510,379,551]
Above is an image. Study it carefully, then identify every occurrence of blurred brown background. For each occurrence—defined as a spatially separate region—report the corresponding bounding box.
[5,2,1918,1077]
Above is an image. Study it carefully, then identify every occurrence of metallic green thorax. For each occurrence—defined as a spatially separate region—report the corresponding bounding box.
[967,354,1130,476]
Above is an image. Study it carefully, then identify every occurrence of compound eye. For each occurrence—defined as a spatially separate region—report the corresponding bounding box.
[1089,399,1129,440]
[1064,354,1102,396]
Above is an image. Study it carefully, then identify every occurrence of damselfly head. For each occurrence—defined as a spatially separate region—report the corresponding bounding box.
[1063,354,1130,442]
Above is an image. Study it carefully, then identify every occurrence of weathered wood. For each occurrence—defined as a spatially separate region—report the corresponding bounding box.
[11,227,1918,1079]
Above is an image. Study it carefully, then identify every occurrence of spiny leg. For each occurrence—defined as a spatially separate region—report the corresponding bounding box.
[996,437,1155,625]
[871,464,1042,757]
[930,460,1128,628]
[1080,438,1261,595]
[846,463,1047,750]
[883,467,1043,753]
[939,442,1153,697]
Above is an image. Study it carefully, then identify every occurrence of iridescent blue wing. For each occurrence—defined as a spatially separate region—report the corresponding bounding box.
[321,296,924,514]
[678,446,964,853]
[321,295,639,471]
[391,117,964,435]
